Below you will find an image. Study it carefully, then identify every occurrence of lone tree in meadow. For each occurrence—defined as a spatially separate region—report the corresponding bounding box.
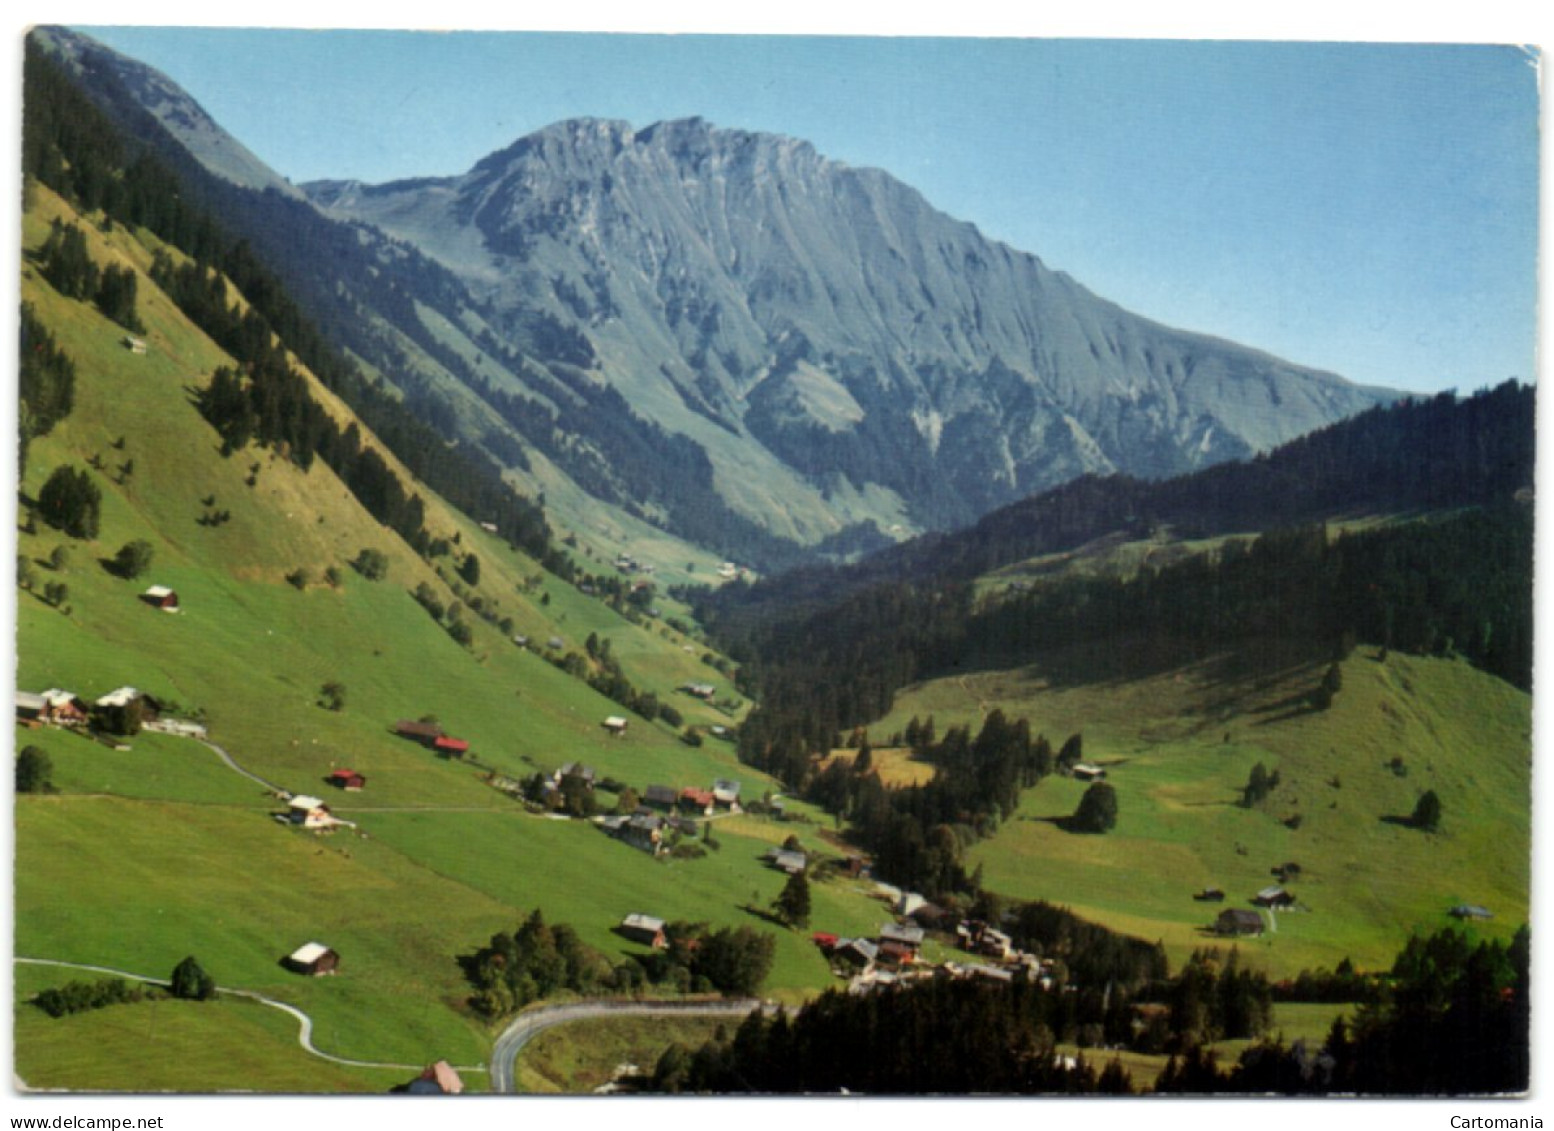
[112,539,154,579]
[773,869,812,929]
[351,547,389,580]
[319,681,347,712]
[15,746,54,794]
[1411,789,1443,833]
[1072,782,1119,834]
[37,464,101,539]
[169,956,216,1001]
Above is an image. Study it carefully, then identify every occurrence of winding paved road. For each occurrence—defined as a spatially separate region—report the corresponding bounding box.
[489,998,764,1093]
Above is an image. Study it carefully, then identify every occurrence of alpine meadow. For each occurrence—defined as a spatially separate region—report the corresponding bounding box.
[11,27,1537,1107]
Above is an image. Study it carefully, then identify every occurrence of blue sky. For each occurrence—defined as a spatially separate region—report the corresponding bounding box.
[65,25,1543,396]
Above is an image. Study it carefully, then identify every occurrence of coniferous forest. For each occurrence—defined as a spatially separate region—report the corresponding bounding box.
[702,387,1534,879]
[651,924,1527,1095]
[21,38,562,575]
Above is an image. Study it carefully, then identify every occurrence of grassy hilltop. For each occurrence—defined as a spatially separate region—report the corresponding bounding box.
[867,631,1529,978]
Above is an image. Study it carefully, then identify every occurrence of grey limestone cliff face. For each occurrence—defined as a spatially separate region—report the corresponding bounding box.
[40,26,1395,552]
[307,116,1391,535]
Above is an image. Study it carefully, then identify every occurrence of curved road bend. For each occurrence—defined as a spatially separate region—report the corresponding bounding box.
[490,998,764,1093]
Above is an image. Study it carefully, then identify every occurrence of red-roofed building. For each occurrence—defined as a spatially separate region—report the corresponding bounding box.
[679,787,716,815]
[433,736,470,757]
[326,769,366,791]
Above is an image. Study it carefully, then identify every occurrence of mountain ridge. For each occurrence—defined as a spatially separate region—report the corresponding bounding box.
[40,25,1399,564]
[303,111,1397,531]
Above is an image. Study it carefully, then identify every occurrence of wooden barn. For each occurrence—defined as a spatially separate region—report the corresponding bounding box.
[1253,886,1296,908]
[285,795,336,829]
[766,848,807,875]
[283,942,340,976]
[394,719,444,746]
[679,787,716,816]
[643,784,679,810]
[619,913,668,948]
[433,735,470,758]
[140,585,180,611]
[1215,909,1265,937]
[326,769,367,791]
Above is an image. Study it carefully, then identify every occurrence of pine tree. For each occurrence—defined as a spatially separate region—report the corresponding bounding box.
[773,870,812,929]
[112,539,154,579]
[15,746,53,793]
[169,956,216,1000]
[1072,782,1118,833]
[1411,789,1442,832]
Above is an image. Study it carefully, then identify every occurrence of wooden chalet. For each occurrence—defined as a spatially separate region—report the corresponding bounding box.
[433,735,470,757]
[1253,886,1296,908]
[1215,909,1265,937]
[394,719,444,746]
[833,938,879,970]
[1450,904,1494,921]
[619,813,666,855]
[326,769,367,791]
[679,787,716,816]
[965,962,1015,985]
[16,688,87,728]
[140,585,179,611]
[554,763,597,787]
[285,795,336,829]
[878,939,918,966]
[712,779,742,812]
[643,784,679,810]
[879,922,926,956]
[766,848,807,875]
[95,686,160,716]
[602,716,629,736]
[283,941,340,976]
[976,927,1014,961]
[619,913,669,948]
[94,687,161,731]
[14,692,46,727]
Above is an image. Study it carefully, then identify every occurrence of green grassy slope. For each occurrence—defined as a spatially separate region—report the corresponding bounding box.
[13,187,885,1091]
[872,643,1529,977]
